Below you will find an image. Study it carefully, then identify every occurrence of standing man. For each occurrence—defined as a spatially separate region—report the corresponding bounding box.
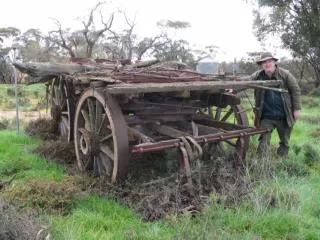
[251,52,301,157]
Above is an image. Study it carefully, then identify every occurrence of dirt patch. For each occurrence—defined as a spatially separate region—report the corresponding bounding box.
[0,111,49,122]
[25,118,77,173]
[33,139,76,166]
[0,198,48,240]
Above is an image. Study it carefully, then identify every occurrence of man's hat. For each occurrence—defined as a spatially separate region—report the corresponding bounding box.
[256,52,278,65]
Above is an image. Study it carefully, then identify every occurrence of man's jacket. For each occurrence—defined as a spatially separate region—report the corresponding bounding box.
[251,67,301,127]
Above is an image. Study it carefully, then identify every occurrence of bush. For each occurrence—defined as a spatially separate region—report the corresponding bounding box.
[308,87,320,97]
[3,177,80,215]
[302,143,320,166]
[277,157,310,177]
[6,87,26,97]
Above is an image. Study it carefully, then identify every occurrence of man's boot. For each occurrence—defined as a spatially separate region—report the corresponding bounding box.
[277,145,289,157]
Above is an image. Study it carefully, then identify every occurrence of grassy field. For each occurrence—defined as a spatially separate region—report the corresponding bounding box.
[0,84,320,239]
[0,84,46,112]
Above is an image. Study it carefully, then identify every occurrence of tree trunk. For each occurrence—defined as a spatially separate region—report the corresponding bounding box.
[314,68,320,87]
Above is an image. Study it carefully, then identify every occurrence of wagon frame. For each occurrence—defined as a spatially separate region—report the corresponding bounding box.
[15,60,284,183]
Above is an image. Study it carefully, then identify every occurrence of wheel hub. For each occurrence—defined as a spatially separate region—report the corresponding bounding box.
[78,128,100,156]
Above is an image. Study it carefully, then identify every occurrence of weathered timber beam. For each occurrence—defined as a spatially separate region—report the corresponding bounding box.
[104,80,282,94]
[152,124,191,138]
[195,123,223,134]
[13,62,117,78]
[193,117,247,131]
[128,127,155,143]
[245,84,288,93]
[13,62,96,77]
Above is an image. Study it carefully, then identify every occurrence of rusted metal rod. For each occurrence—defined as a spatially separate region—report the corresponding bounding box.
[131,127,270,154]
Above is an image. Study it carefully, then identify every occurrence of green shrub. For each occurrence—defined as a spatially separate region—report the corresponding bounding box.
[3,177,80,215]
[302,143,320,166]
[277,158,310,177]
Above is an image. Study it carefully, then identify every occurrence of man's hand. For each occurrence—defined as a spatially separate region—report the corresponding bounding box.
[293,110,301,120]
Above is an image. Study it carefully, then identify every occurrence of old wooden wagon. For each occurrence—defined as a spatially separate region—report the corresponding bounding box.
[14,59,283,183]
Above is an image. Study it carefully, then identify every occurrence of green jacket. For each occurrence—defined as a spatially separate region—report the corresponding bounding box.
[251,67,301,127]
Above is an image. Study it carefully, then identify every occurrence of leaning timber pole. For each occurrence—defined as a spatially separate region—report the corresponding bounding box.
[12,48,20,133]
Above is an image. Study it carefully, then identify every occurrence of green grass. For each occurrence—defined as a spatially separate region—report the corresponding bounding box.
[0,130,176,239]
[173,172,320,239]
[50,196,175,240]
[0,83,46,111]
[0,130,64,181]
[1,95,320,239]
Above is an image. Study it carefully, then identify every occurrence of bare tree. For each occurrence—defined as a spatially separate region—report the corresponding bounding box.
[47,2,114,58]
[103,12,167,61]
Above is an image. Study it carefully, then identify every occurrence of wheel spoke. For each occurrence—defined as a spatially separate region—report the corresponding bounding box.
[59,122,65,136]
[97,114,106,134]
[85,156,94,169]
[95,99,102,133]
[61,111,69,115]
[93,156,102,175]
[99,153,112,173]
[52,95,59,106]
[214,107,222,121]
[54,87,60,105]
[87,98,95,132]
[58,80,62,102]
[100,134,112,142]
[100,144,114,161]
[57,85,63,105]
[60,98,67,110]
[81,109,91,131]
[61,116,70,130]
[221,108,233,122]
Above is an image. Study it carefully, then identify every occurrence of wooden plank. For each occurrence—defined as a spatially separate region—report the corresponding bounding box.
[105,80,282,94]
[128,127,155,143]
[152,124,191,138]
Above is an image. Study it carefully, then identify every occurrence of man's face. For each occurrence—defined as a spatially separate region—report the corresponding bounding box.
[262,59,276,75]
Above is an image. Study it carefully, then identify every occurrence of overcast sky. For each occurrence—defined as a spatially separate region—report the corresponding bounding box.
[1,0,287,61]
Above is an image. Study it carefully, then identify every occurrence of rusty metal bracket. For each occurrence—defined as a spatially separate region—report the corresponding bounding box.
[179,146,192,185]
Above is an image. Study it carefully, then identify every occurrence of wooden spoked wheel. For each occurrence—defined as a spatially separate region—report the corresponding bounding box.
[50,76,75,142]
[207,104,249,165]
[74,88,129,182]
